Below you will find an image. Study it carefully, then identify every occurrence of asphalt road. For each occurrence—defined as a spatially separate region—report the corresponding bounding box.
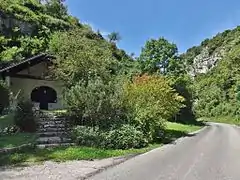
[89,123,240,180]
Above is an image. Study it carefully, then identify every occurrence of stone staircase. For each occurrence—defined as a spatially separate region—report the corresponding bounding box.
[36,111,74,148]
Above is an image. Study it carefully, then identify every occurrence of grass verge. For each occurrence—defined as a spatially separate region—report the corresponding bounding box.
[199,116,240,125]
[166,122,202,133]
[0,114,37,149]
[162,122,203,144]
[0,114,14,129]
[0,133,37,149]
[0,144,161,166]
[0,121,203,166]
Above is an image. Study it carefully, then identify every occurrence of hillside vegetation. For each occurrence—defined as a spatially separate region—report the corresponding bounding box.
[2,0,240,153]
[0,0,191,151]
[183,27,240,120]
[0,0,77,61]
[0,0,134,73]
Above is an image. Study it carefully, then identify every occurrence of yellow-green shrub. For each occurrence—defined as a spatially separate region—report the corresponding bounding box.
[123,74,185,141]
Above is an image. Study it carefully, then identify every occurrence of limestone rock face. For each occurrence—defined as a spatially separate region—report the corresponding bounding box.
[0,11,35,36]
[189,47,226,76]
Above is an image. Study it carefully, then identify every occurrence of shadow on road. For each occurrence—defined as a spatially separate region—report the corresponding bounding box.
[161,129,196,144]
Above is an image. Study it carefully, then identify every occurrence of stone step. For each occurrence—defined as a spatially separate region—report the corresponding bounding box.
[39,124,66,129]
[38,120,64,125]
[39,117,67,122]
[37,127,71,133]
[37,137,72,144]
[38,120,70,125]
[38,114,57,119]
[37,131,68,137]
[37,143,75,149]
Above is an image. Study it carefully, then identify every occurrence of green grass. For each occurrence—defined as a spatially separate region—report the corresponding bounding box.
[0,133,37,149]
[162,122,203,144]
[199,116,240,125]
[0,121,204,166]
[0,114,14,130]
[0,114,36,149]
[166,122,202,133]
[0,144,161,166]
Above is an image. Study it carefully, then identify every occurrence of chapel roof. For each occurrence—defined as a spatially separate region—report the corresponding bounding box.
[0,53,53,75]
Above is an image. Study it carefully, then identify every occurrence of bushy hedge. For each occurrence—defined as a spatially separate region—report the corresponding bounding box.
[0,81,10,115]
[103,124,148,149]
[68,74,185,148]
[0,125,19,136]
[14,100,37,132]
[72,125,148,150]
[72,126,103,147]
[64,77,126,129]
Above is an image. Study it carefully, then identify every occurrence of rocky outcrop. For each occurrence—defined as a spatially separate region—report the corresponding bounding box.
[0,11,35,36]
[188,47,226,76]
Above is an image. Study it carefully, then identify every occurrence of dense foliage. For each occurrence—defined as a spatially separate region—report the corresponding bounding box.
[0,81,9,114]
[14,100,37,132]
[138,38,184,75]
[192,46,240,118]
[123,75,184,141]
[64,77,126,129]
[0,0,80,61]
[1,0,225,150]
[103,124,148,149]
[182,27,240,119]
[49,29,117,84]
[72,125,148,150]
[72,126,103,148]
[137,38,194,123]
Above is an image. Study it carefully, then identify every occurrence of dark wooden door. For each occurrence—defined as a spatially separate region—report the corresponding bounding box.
[31,86,57,110]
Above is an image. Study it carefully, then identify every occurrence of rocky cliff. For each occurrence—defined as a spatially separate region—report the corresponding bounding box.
[183,27,240,76]
[0,10,35,36]
[184,26,240,118]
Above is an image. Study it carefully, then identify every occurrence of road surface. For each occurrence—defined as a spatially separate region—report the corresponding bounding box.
[89,123,240,180]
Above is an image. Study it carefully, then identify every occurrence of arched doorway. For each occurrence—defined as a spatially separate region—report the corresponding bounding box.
[31,86,57,110]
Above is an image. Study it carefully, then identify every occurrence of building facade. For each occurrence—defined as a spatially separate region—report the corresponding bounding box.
[0,54,64,110]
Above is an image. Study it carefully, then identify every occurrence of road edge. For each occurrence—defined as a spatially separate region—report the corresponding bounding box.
[188,125,208,135]
[82,154,140,180]
[84,125,208,179]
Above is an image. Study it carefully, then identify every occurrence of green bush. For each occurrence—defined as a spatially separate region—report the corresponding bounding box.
[72,126,102,147]
[103,124,148,150]
[0,81,10,114]
[65,77,126,129]
[0,125,19,136]
[72,125,148,150]
[123,74,185,141]
[14,100,37,132]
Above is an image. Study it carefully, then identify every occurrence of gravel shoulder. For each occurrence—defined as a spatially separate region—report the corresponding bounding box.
[0,156,131,180]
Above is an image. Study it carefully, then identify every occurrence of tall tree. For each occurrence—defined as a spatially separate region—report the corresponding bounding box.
[49,29,118,85]
[107,32,121,43]
[44,0,68,19]
[139,37,179,75]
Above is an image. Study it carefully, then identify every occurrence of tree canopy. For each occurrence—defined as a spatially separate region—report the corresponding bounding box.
[138,38,181,75]
[107,32,121,43]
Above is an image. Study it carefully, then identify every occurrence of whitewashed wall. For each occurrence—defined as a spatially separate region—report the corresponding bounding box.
[9,62,65,110]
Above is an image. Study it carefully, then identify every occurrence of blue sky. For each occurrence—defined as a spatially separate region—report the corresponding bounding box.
[66,0,240,56]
